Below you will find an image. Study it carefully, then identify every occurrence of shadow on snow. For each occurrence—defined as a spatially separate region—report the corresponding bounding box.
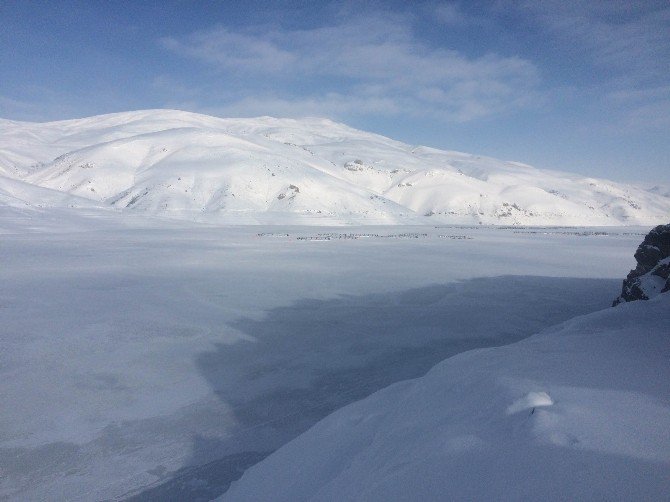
[126,275,620,501]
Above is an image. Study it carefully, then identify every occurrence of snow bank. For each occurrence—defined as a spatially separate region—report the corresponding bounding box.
[225,293,670,501]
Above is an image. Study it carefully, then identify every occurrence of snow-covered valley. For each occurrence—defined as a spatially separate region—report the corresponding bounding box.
[1,200,666,500]
[1,110,668,500]
[1,110,669,226]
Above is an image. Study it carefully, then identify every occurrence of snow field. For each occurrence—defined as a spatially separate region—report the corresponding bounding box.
[0,208,648,500]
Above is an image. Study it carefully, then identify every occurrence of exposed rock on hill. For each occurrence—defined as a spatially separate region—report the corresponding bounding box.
[613,223,670,305]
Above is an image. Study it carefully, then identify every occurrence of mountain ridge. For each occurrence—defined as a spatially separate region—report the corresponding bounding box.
[1,109,668,225]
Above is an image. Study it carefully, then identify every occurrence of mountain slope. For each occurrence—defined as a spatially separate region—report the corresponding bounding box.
[1,109,668,225]
[224,292,670,501]
[0,174,104,210]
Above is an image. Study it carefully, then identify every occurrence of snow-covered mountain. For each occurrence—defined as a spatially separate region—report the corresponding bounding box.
[1,109,668,225]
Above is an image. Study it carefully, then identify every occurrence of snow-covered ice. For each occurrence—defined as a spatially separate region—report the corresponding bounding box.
[0,204,656,500]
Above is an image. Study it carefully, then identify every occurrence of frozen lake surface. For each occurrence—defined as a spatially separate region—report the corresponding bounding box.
[0,209,647,500]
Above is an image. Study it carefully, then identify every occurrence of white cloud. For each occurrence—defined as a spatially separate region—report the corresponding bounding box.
[160,13,540,121]
[163,28,297,74]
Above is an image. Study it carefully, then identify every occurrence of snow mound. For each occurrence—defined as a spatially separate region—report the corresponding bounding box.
[224,294,670,501]
[1,109,669,225]
[505,391,553,415]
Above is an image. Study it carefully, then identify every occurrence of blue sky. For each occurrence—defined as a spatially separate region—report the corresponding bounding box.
[2,0,669,183]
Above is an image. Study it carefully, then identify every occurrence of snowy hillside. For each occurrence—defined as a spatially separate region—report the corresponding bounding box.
[0,174,104,210]
[1,109,668,225]
[224,292,670,501]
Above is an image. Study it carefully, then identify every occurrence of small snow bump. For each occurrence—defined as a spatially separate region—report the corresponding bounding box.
[506,391,553,415]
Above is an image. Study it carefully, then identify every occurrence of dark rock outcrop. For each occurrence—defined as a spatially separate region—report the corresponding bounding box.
[613,223,670,306]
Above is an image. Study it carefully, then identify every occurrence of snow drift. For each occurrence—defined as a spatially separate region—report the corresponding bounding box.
[224,292,670,501]
[1,109,668,225]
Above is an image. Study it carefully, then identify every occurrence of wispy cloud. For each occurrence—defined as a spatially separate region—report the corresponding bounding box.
[0,90,80,122]
[161,12,540,121]
[499,0,670,134]
[430,2,475,26]
[513,1,670,86]
[606,85,670,131]
[210,93,402,118]
[162,29,297,74]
